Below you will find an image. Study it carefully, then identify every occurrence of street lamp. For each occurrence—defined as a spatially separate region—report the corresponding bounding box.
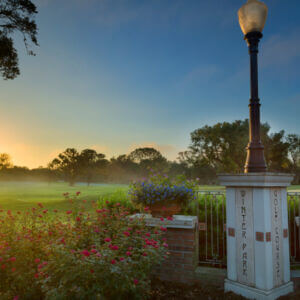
[238,0,268,173]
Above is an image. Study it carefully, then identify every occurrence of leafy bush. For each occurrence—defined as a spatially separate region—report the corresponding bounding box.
[129,171,198,208]
[0,193,168,299]
[98,189,136,212]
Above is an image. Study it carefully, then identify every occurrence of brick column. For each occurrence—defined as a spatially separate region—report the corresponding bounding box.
[131,214,199,284]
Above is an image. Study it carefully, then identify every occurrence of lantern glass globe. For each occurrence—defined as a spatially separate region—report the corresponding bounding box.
[238,0,268,35]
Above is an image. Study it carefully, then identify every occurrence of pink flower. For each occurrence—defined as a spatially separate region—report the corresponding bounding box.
[142,252,147,256]
[167,216,173,221]
[160,217,164,221]
[34,258,40,264]
[160,226,167,232]
[163,243,168,248]
[66,210,72,215]
[104,237,111,243]
[111,259,116,264]
[10,257,16,262]
[96,253,101,257]
[123,231,130,237]
[13,296,19,300]
[126,251,132,256]
[91,249,97,254]
[81,250,90,257]
[119,257,125,261]
[133,279,139,285]
[76,217,81,222]
[43,210,48,214]
[144,206,149,211]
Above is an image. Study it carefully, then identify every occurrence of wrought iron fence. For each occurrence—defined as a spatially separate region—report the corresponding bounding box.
[195,190,300,267]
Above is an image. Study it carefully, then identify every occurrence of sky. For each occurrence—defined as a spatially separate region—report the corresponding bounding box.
[0,0,299,168]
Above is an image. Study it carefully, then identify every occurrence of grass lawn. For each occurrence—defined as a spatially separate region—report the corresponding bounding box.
[0,181,298,212]
[0,181,128,212]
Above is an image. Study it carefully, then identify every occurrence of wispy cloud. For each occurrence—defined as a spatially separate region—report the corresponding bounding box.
[261,30,300,68]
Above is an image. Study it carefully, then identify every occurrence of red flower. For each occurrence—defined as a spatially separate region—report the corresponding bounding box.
[13,296,19,300]
[133,279,139,285]
[167,216,173,221]
[81,250,90,257]
[38,203,43,208]
[43,210,48,214]
[76,191,81,196]
[91,249,97,254]
[53,209,58,213]
[144,206,150,211]
[160,217,164,221]
[90,269,94,273]
[10,257,16,262]
[126,251,132,256]
[76,217,81,222]
[123,231,130,237]
[142,252,147,256]
[111,259,116,264]
[104,237,111,243]
[11,267,16,272]
[66,210,72,214]
[34,273,39,278]
[160,226,167,232]
[119,257,125,261]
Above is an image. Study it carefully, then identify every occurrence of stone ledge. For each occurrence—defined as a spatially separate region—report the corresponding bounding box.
[218,172,294,187]
[130,214,198,229]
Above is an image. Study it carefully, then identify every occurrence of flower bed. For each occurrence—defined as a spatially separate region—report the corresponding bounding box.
[0,193,168,300]
[129,171,198,216]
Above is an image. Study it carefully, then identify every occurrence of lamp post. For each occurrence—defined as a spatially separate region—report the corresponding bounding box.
[218,2,294,298]
[238,0,268,173]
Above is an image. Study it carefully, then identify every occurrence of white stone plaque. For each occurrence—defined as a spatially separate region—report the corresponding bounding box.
[270,188,283,287]
[235,188,254,286]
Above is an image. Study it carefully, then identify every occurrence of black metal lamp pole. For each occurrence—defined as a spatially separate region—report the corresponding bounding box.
[244,31,267,173]
[238,0,268,173]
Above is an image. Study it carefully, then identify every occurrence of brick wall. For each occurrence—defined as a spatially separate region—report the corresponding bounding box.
[153,225,199,284]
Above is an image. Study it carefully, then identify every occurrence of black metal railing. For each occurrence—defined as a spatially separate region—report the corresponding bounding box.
[195,190,300,267]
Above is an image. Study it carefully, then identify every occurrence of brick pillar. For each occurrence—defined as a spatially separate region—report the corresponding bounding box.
[131,214,198,284]
[156,225,199,283]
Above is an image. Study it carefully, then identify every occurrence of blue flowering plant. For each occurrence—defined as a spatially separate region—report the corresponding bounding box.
[129,171,198,209]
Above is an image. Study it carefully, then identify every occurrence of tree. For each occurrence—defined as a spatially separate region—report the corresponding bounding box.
[187,119,291,175]
[50,148,80,186]
[79,149,108,186]
[286,134,300,183]
[0,0,38,79]
[0,153,12,169]
[129,147,168,174]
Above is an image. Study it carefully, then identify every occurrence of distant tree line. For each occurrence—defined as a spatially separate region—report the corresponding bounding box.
[0,120,299,185]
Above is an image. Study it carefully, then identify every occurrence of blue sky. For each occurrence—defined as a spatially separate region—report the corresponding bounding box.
[0,0,299,168]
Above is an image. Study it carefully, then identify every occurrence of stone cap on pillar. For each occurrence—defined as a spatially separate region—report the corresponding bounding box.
[130,214,198,229]
[218,172,294,187]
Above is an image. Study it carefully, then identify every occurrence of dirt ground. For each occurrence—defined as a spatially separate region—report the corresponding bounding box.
[149,278,300,300]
